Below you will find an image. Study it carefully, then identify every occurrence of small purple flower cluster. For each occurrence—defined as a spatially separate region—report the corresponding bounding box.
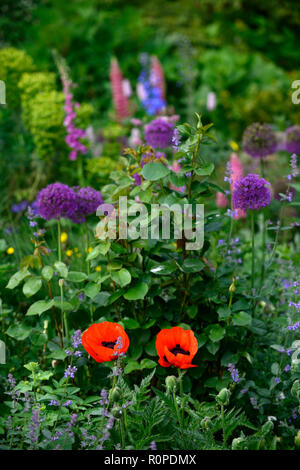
[232,174,271,211]
[37,183,102,222]
[171,128,181,151]
[64,365,77,379]
[287,321,300,331]
[11,200,28,213]
[287,153,298,181]
[227,363,240,383]
[61,70,87,161]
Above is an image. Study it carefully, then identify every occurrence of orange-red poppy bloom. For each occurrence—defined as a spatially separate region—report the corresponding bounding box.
[81,322,130,363]
[156,326,198,369]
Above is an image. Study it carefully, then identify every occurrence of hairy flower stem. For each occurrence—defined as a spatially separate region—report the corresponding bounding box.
[178,369,185,424]
[221,403,226,445]
[259,159,266,291]
[60,282,69,339]
[250,210,255,292]
[85,222,94,322]
[57,219,62,262]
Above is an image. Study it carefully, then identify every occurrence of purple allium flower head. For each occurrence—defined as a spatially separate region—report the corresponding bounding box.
[232,174,271,211]
[70,186,103,223]
[242,123,277,158]
[37,183,77,221]
[285,126,300,154]
[144,118,174,148]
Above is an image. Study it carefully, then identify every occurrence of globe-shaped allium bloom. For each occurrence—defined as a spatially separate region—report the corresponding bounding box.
[144,118,174,148]
[285,125,300,154]
[232,174,271,211]
[71,186,103,223]
[242,123,277,158]
[37,183,77,220]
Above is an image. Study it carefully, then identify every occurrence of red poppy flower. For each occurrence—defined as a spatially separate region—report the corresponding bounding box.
[156,326,198,369]
[81,322,129,363]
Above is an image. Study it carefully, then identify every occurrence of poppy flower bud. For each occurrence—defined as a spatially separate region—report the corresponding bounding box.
[58,278,64,288]
[165,375,177,393]
[291,380,300,399]
[261,420,274,435]
[295,431,300,448]
[232,436,246,450]
[229,282,236,293]
[111,406,123,418]
[201,417,212,430]
[216,388,231,406]
[109,386,121,403]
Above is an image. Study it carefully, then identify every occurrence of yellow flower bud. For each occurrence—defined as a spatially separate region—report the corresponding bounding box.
[229,141,239,151]
[95,266,101,272]
[60,232,68,243]
[88,246,93,253]
[6,247,14,255]
[66,249,73,257]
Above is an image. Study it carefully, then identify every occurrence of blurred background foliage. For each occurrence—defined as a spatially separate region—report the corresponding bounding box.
[0,0,299,134]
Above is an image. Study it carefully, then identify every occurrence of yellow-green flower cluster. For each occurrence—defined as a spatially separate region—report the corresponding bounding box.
[0,47,34,108]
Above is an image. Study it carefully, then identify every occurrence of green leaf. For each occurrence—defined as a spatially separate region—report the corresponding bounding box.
[124,360,140,374]
[194,163,215,176]
[186,305,198,319]
[141,162,170,181]
[67,271,88,283]
[217,306,231,320]
[122,318,140,329]
[48,349,67,360]
[54,261,68,278]
[26,299,54,316]
[6,322,32,341]
[181,258,204,273]
[23,278,42,297]
[86,241,110,260]
[41,266,54,281]
[111,268,131,287]
[6,269,30,289]
[208,324,226,342]
[232,311,252,326]
[84,282,100,299]
[140,358,156,369]
[150,260,177,275]
[124,282,149,300]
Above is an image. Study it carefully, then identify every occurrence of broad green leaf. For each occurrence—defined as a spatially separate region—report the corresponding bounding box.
[124,282,149,300]
[26,299,54,316]
[86,241,110,261]
[124,360,140,374]
[42,266,54,281]
[232,311,252,326]
[6,322,32,341]
[54,261,68,278]
[141,162,170,181]
[195,163,215,176]
[68,271,88,283]
[6,269,30,289]
[111,268,131,287]
[181,258,204,273]
[208,324,226,342]
[23,278,42,297]
[84,282,100,299]
[140,359,156,369]
[122,318,140,329]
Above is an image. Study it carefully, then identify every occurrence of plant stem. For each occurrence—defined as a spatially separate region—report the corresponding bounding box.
[260,210,266,291]
[57,219,62,262]
[221,404,226,445]
[250,210,255,292]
